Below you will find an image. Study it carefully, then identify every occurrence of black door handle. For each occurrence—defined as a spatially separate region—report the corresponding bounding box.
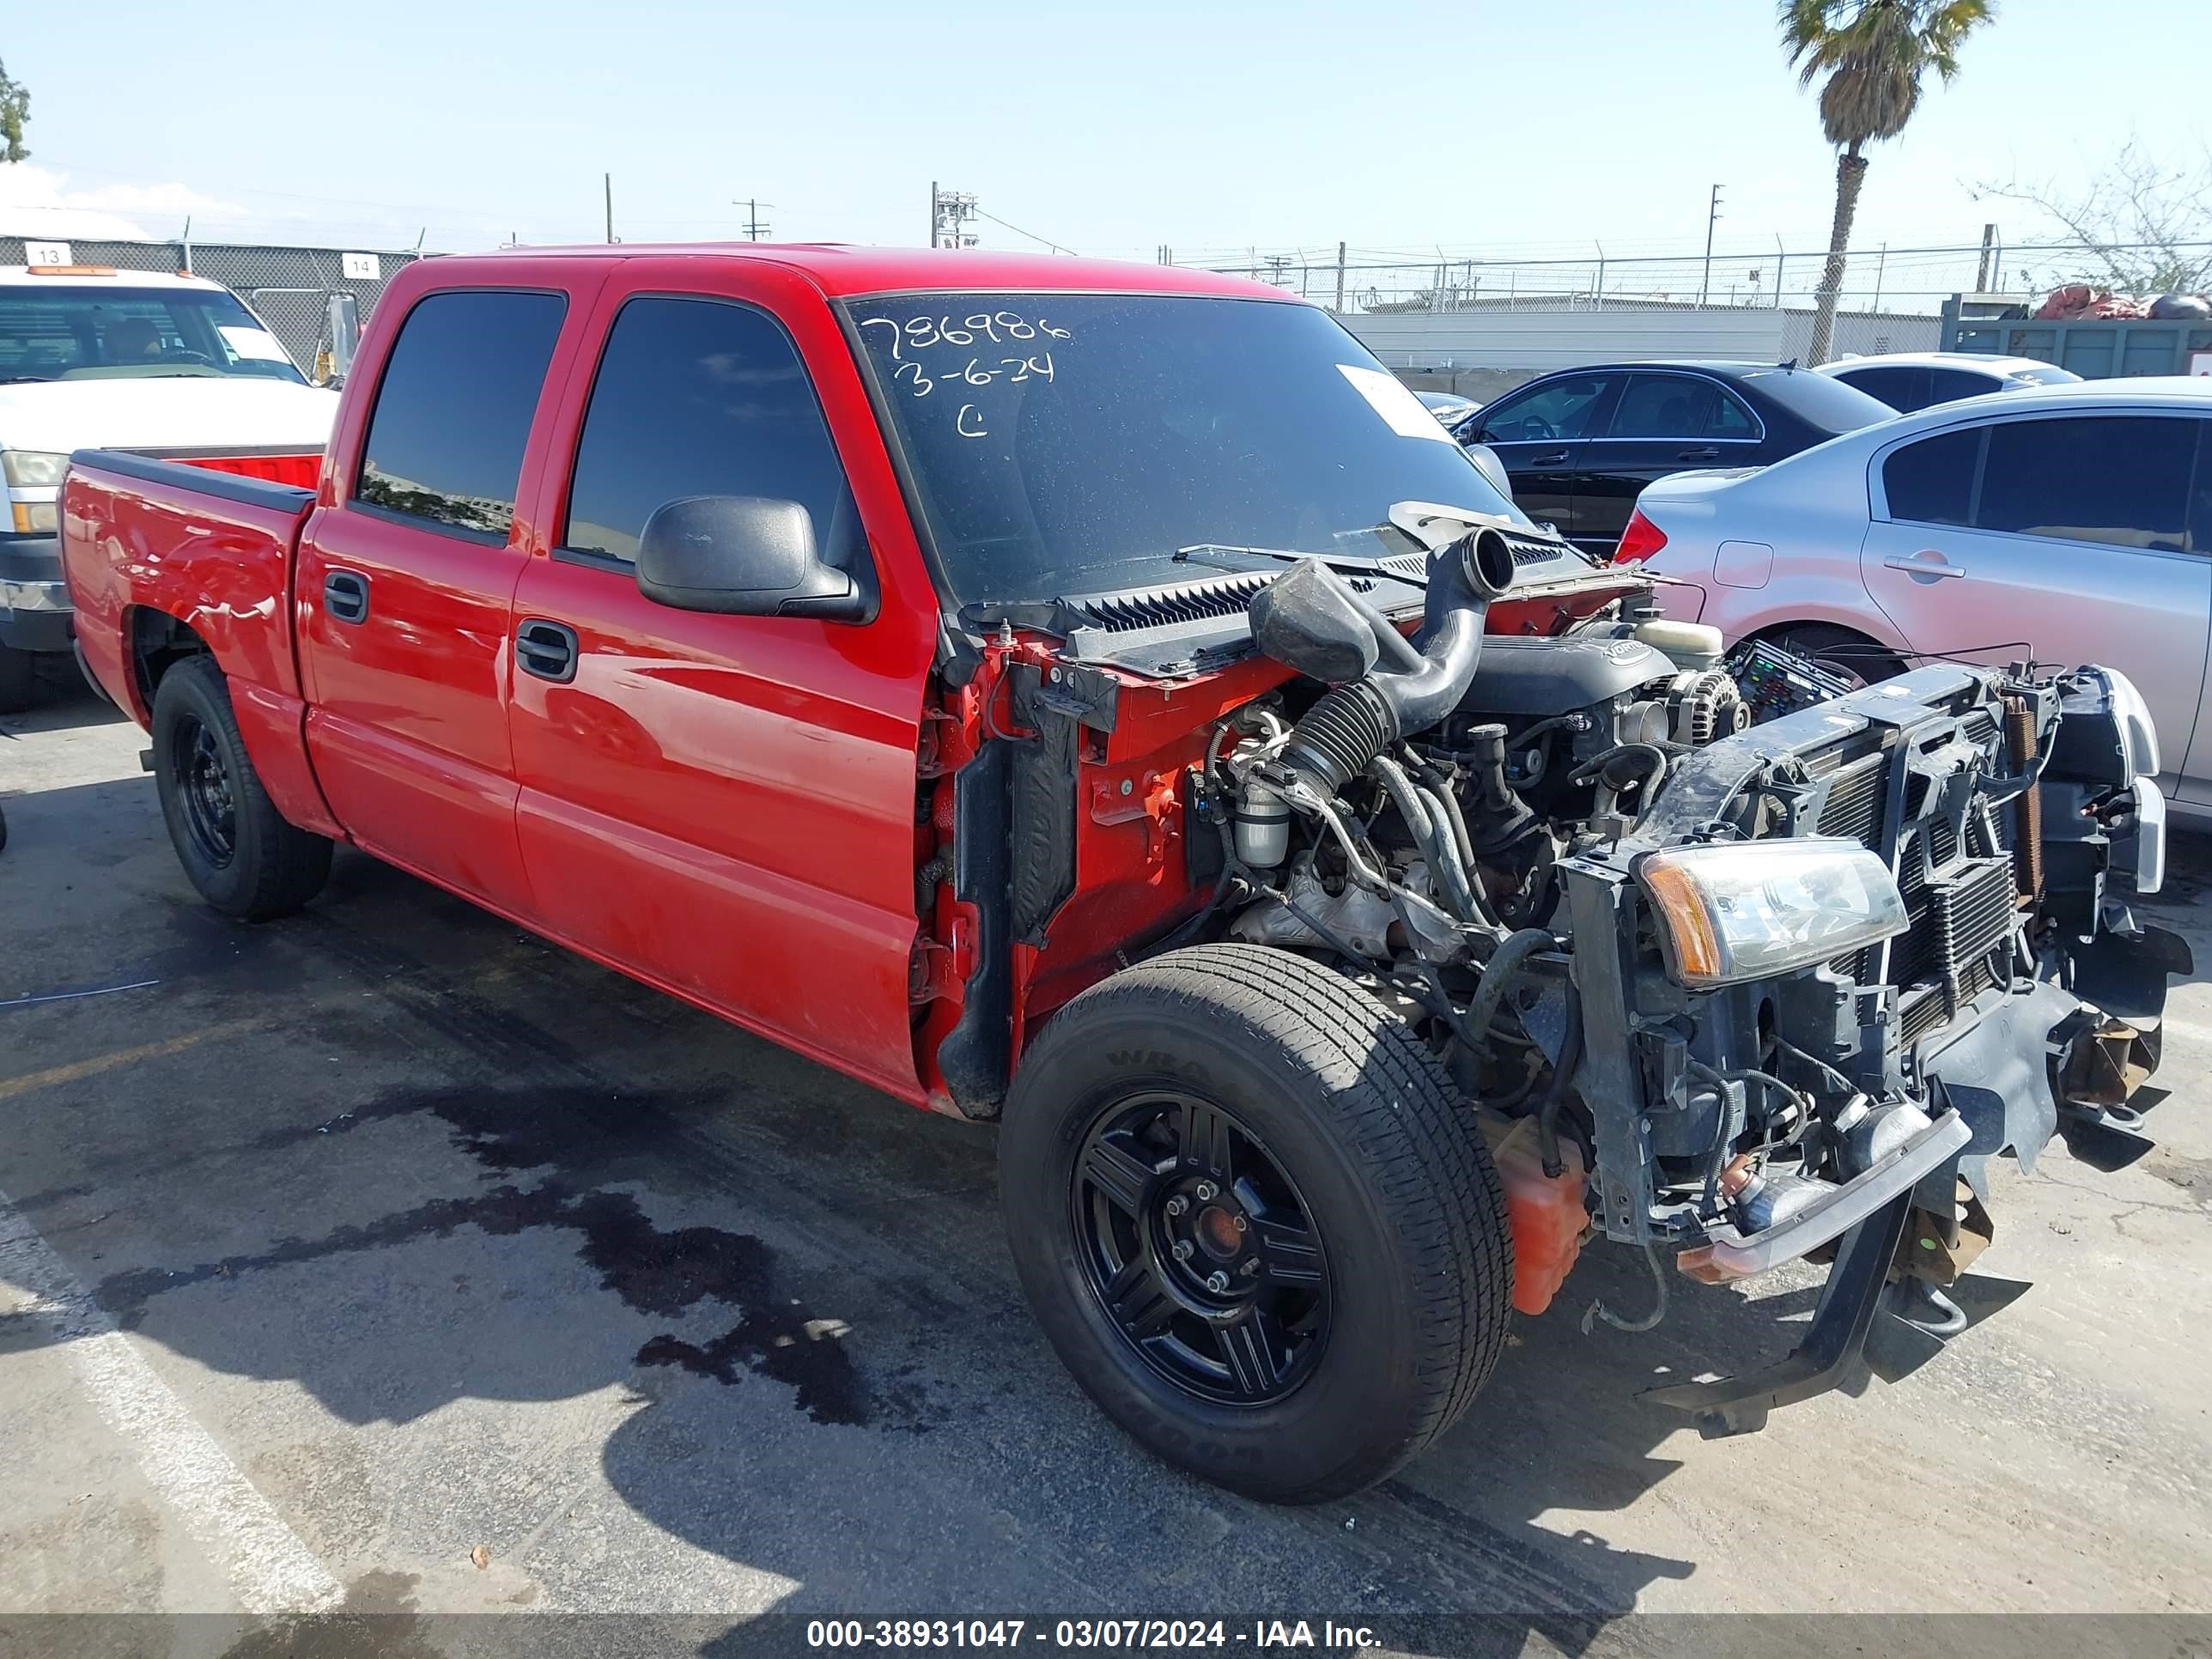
[1531,449,1570,465]
[323,569,369,624]
[515,618,580,684]
[1676,447,1722,462]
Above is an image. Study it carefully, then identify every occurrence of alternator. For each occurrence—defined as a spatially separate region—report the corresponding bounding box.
[1664,669,1747,746]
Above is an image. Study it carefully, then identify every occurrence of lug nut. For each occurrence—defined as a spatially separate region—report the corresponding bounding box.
[1231,1214,1247,1233]
[1204,1271,1230,1293]
[1171,1240,1194,1262]
[1240,1259,1261,1278]
[1194,1182,1218,1201]
[1164,1195,1189,1218]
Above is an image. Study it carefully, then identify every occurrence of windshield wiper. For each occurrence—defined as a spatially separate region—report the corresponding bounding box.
[1172,543,1429,587]
[0,375,55,385]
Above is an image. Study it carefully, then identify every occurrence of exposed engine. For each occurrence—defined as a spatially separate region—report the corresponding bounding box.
[1182,512,2171,1358]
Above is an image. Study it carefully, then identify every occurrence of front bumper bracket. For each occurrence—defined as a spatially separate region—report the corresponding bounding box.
[1642,1188,1914,1437]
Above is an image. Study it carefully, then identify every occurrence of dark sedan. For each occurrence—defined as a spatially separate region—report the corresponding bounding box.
[1455,361,1897,556]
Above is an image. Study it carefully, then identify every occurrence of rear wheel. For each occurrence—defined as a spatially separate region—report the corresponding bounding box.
[999,943,1512,1503]
[1768,623,1905,688]
[151,656,331,920]
[0,642,35,714]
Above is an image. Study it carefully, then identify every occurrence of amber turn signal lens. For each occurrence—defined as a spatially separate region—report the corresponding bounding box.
[1638,856,1724,981]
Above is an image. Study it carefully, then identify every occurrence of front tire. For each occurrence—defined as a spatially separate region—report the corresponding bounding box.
[999,944,1512,1503]
[151,656,331,920]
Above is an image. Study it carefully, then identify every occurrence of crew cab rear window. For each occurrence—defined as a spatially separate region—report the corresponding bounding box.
[561,296,849,564]
[356,289,566,539]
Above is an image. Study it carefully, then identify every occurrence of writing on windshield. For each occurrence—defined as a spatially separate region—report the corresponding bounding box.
[856,309,1073,441]
[847,292,1523,609]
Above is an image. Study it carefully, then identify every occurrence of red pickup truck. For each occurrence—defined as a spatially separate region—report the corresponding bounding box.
[63,245,2179,1502]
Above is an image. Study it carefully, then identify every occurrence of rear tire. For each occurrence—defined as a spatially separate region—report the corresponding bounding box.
[1769,623,1905,688]
[151,656,331,921]
[0,642,35,714]
[999,943,1512,1504]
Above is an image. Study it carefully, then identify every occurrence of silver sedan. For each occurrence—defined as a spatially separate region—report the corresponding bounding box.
[1626,378,2212,817]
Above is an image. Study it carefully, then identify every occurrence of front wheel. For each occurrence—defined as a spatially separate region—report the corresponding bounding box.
[999,944,1512,1503]
[151,656,332,920]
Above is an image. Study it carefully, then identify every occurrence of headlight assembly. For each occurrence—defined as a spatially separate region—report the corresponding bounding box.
[1,449,69,488]
[1637,839,1908,988]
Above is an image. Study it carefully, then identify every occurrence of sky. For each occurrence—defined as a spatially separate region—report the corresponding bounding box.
[3,0,2204,274]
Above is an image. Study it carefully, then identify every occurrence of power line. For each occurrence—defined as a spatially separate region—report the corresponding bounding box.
[970,205,1075,255]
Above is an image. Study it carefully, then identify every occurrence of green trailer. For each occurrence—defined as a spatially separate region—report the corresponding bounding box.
[1942,291,2212,378]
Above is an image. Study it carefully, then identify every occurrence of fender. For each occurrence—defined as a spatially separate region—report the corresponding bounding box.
[63,453,343,839]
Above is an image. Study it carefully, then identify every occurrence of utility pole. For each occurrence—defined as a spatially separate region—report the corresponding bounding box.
[605,173,614,244]
[1698,184,1723,306]
[1872,241,1888,311]
[928,185,976,249]
[1774,234,1785,309]
[1975,222,1996,291]
[732,198,773,241]
[1334,240,1346,313]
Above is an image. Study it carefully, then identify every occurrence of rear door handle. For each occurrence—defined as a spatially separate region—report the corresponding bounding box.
[1531,449,1570,465]
[1676,447,1722,462]
[1883,554,1966,580]
[515,618,580,683]
[323,569,369,623]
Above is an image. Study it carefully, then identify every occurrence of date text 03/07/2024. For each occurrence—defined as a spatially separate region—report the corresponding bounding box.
[804,1620,1383,1650]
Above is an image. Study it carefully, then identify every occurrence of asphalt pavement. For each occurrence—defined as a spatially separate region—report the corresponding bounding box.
[3,665,2208,1656]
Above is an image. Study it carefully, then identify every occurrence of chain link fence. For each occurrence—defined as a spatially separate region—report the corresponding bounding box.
[1172,240,2212,318]
[0,235,428,379]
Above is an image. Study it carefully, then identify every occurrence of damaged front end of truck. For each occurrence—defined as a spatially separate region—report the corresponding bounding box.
[927,512,2183,1448]
[860,286,2183,1498]
[1556,651,2181,1431]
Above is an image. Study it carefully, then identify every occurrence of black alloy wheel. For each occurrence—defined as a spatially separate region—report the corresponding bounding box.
[1073,1088,1328,1406]
[150,655,332,921]
[170,711,239,869]
[999,943,1514,1504]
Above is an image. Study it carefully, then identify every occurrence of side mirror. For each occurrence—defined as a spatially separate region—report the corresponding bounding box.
[1463,442,1515,502]
[635,495,869,621]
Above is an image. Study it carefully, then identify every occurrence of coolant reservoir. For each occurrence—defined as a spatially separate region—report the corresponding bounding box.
[1479,1114,1589,1316]
[1634,618,1724,672]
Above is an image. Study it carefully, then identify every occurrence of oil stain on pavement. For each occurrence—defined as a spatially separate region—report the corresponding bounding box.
[88,1085,878,1431]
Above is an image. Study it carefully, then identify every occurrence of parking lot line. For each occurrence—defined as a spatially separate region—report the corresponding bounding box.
[0,1187,345,1617]
[0,1019,262,1103]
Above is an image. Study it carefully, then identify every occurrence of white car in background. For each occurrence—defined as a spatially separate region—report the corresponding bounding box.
[1814,350,2081,413]
[0,264,339,709]
[1620,378,2212,816]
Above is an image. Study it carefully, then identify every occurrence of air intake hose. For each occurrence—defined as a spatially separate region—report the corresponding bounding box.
[1274,530,1516,799]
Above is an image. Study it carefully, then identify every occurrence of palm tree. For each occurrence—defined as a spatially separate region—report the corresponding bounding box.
[1780,0,1994,364]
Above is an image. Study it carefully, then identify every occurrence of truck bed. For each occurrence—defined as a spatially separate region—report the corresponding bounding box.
[62,447,340,838]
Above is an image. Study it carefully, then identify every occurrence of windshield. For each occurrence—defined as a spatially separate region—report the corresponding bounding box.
[847,293,1528,608]
[0,284,307,385]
